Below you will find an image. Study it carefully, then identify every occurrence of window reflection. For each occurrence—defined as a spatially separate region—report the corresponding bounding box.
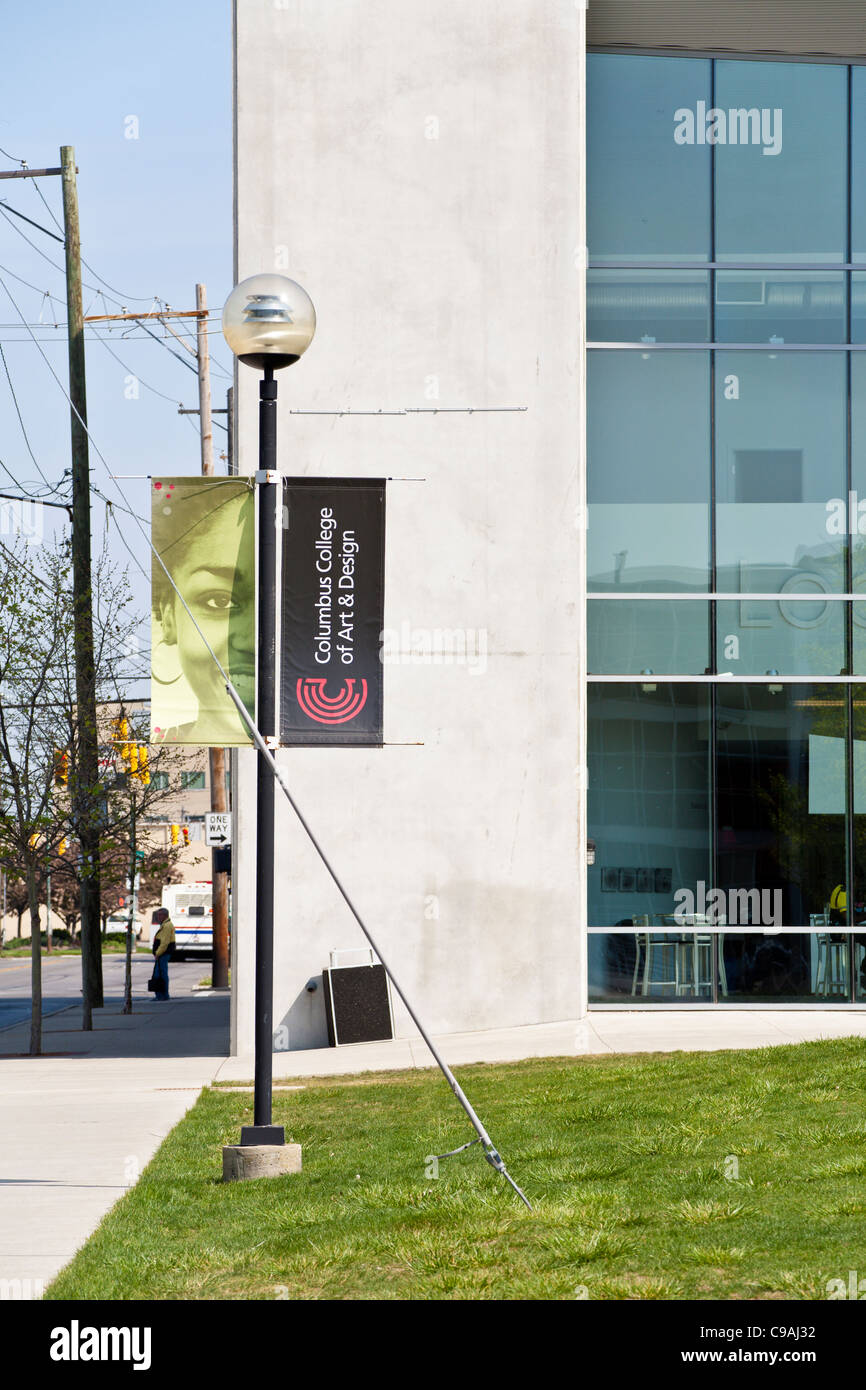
[852,67,866,264]
[716,595,845,677]
[588,271,710,342]
[587,53,866,1006]
[588,930,855,1003]
[588,353,710,591]
[587,684,711,929]
[715,271,846,345]
[715,353,846,593]
[588,54,711,262]
[588,600,709,674]
[715,60,847,263]
[716,684,845,928]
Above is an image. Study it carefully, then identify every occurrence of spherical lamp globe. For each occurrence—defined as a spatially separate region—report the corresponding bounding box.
[221,273,316,370]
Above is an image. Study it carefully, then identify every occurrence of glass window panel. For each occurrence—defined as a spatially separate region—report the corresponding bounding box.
[714,61,847,264]
[717,595,845,677]
[715,271,846,345]
[715,352,846,593]
[587,270,710,343]
[715,684,846,931]
[720,932,850,1003]
[588,600,709,674]
[587,54,711,263]
[847,354,866,587]
[852,603,866,673]
[588,352,710,591]
[851,274,866,342]
[587,683,712,932]
[853,67,866,265]
[589,930,718,1002]
[850,688,866,1002]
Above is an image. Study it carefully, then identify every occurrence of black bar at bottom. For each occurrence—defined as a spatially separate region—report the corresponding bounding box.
[240,1124,285,1147]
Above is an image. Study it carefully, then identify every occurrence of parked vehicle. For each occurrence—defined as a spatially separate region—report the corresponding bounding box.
[106,912,143,935]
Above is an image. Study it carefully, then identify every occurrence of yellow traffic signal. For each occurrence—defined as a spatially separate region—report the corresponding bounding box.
[53,748,69,788]
[170,823,179,846]
[58,838,68,856]
[111,714,131,768]
[182,826,190,846]
[137,745,150,785]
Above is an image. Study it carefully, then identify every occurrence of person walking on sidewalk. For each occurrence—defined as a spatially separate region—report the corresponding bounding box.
[151,908,176,1000]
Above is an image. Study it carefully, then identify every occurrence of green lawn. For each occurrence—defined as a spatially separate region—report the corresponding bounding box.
[47,1038,866,1301]
[0,942,149,957]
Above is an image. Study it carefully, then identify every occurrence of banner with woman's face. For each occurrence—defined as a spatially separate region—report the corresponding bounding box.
[151,478,255,745]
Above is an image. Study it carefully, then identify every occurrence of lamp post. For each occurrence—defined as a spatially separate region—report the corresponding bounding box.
[222,274,316,1152]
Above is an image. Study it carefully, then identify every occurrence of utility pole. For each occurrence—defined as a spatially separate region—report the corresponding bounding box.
[61,145,103,1025]
[123,795,136,1015]
[197,284,230,989]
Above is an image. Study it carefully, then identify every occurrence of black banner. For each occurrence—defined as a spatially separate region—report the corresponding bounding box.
[280,479,385,746]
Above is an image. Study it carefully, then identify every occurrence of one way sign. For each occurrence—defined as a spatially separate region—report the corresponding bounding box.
[206,813,231,847]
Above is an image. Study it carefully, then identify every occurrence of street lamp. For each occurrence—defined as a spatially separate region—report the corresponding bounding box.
[222,273,316,1151]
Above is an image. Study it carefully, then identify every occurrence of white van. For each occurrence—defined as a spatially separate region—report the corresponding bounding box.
[151,882,213,958]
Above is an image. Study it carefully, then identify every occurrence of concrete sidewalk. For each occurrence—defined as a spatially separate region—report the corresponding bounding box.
[3,986,866,1296]
[0,986,229,1293]
[221,1007,866,1080]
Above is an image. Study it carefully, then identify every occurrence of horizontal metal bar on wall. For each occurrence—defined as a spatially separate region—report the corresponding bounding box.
[587,341,866,351]
[587,593,866,601]
[588,926,862,935]
[589,263,866,271]
[587,674,866,683]
[589,1002,866,1010]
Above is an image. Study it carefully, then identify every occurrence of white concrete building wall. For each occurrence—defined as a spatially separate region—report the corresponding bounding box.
[232,0,586,1054]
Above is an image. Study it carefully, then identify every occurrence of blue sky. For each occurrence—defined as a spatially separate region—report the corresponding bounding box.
[0,1,234,689]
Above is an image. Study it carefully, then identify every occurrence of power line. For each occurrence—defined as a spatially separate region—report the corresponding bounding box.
[87,325,184,406]
[170,312,233,379]
[127,315,199,376]
[0,489,69,511]
[30,176,163,315]
[0,202,158,316]
[0,203,71,276]
[0,258,64,308]
[0,201,64,244]
[29,178,64,236]
[0,339,60,493]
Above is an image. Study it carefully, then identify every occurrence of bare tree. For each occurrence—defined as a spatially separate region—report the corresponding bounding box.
[0,539,75,1053]
[0,538,187,1047]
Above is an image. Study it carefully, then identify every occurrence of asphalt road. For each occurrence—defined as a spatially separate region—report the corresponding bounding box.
[0,954,208,1031]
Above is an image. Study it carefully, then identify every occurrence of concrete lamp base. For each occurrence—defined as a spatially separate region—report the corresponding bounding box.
[222,1144,303,1182]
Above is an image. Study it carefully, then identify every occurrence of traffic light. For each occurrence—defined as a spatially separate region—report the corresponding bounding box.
[182,826,190,846]
[170,824,180,847]
[111,714,129,750]
[57,838,68,856]
[136,745,150,786]
[53,748,69,788]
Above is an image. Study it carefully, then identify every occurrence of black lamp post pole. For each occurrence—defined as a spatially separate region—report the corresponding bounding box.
[241,362,284,1146]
